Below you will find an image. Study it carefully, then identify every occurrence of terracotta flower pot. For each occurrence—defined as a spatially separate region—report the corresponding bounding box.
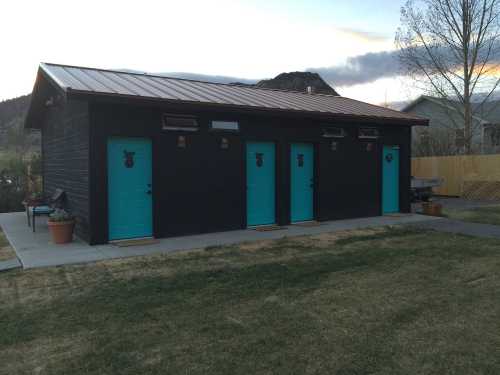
[48,220,75,244]
[422,202,443,216]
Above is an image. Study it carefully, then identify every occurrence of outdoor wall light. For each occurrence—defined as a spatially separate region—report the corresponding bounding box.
[220,137,229,149]
[177,135,186,148]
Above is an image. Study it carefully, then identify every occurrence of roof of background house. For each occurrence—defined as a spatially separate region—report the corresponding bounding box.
[402,95,500,125]
[25,63,428,128]
[472,100,500,125]
[401,95,453,113]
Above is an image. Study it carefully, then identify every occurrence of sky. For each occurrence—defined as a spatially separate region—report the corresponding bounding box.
[0,0,414,104]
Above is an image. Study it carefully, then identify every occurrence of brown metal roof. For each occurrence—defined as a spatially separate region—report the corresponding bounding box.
[37,62,428,126]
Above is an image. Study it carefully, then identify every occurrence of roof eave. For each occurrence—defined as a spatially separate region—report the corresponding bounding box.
[24,65,69,129]
[39,63,71,92]
[67,89,429,127]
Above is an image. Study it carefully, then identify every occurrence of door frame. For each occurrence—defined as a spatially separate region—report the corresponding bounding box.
[244,140,279,227]
[381,144,400,214]
[289,142,316,223]
[106,136,155,242]
[286,141,318,224]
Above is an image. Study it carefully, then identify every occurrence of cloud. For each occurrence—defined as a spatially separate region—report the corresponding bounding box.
[150,50,400,88]
[125,49,402,89]
[308,50,400,87]
[336,27,390,43]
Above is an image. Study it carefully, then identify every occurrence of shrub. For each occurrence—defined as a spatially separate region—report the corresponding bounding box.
[0,153,42,213]
[48,208,74,223]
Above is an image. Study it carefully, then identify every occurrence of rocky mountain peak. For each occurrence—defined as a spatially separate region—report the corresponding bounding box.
[254,72,339,96]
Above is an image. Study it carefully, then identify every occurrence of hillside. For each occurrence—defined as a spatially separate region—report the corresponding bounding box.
[0,94,39,154]
[0,94,30,125]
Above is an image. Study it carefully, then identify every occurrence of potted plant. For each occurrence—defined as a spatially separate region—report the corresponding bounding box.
[422,201,443,216]
[25,191,45,206]
[48,208,75,244]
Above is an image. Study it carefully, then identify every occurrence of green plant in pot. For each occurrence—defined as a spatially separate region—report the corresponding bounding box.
[48,208,75,244]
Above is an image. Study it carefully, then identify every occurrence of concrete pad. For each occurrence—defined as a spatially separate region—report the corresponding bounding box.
[0,211,441,269]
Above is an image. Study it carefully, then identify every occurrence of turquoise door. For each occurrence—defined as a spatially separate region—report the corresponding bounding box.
[246,142,276,226]
[108,137,153,240]
[290,143,314,222]
[382,145,400,214]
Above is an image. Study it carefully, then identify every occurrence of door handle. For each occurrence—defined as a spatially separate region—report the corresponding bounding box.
[146,190,152,195]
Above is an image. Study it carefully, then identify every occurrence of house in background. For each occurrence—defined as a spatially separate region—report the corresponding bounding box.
[474,100,500,153]
[402,95,500,156]
[25,63,427,245]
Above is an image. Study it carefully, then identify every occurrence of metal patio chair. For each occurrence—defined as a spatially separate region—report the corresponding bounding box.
[24,189,66,232]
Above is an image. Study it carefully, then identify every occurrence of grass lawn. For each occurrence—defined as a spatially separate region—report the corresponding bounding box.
[444,205,500,226]
[1,227,500,374]
[0,227,16,261]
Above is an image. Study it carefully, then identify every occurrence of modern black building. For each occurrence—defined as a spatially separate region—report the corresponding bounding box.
[25,63,428,245]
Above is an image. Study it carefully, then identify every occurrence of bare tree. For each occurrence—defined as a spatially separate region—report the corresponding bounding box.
[397,0,500,154]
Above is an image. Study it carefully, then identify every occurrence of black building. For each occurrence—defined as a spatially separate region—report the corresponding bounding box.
[25,63,428,245]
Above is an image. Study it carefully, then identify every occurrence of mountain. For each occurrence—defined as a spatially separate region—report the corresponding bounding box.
[0,94,39,154]
[253,72,339,95]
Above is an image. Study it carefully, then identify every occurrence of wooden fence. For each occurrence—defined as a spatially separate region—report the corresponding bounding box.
[412,154,500,199]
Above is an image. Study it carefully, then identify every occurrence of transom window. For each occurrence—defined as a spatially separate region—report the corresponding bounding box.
[322,127,345,138]
[358,128,379,139]
[162,114,199,131]
[210,120,239,131]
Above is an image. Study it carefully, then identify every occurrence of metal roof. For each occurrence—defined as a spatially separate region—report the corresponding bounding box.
[36,62,427,125]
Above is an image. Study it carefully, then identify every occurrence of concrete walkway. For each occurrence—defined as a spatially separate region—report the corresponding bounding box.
[413,218,500,239]
[0,211,441,269]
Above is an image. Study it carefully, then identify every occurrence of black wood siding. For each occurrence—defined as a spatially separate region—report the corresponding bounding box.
[87,101,412,245]
[42,100,90,241]
[157,132,244,236]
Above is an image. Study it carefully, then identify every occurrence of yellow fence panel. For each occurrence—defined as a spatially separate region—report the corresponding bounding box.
[412,155,500,197]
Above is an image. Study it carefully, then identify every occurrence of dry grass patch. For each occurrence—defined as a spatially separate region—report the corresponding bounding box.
[0,226,16,262]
